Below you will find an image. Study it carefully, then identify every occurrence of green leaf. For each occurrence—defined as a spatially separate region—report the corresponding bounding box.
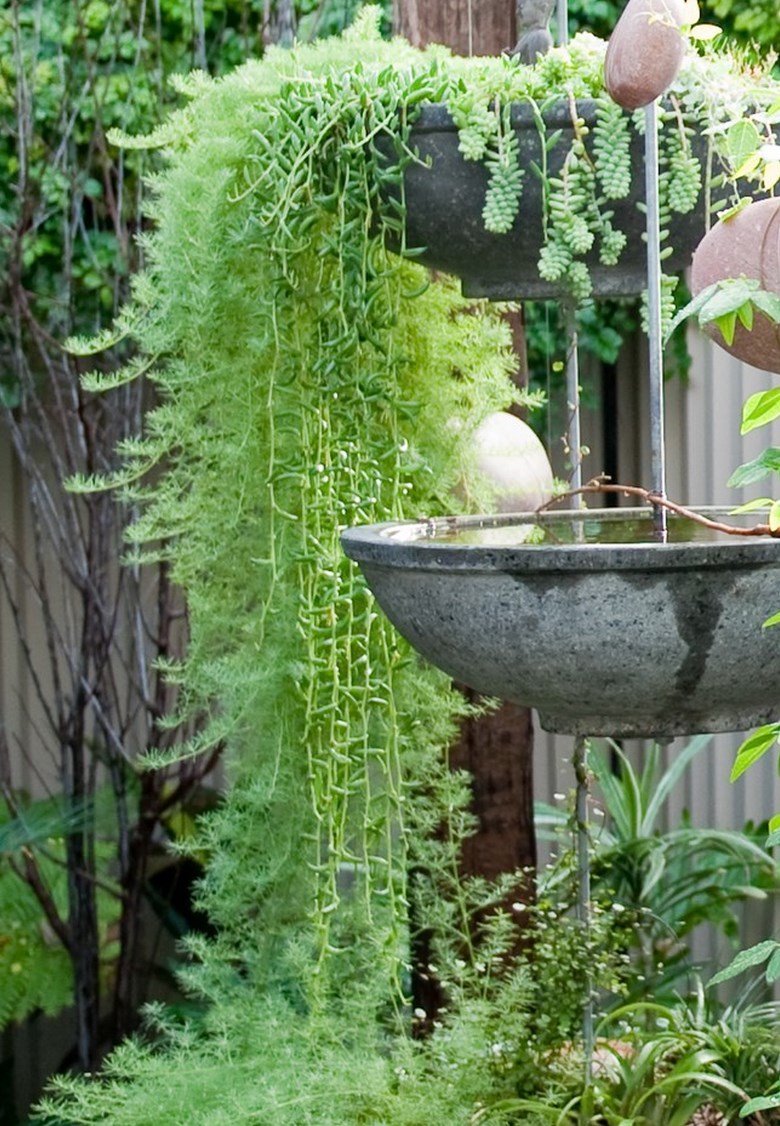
[719,197,753,221]
[750,289,780,323]
[732,151,761,179]
[727,447,780,487]
[726,119,762,168]
[714,309,738,345]
[762,610,780,629]
[766,947,780,983]
[741,388,780,434]
[730,724,780,782]
[770,499,780,532]
[763,162,780,192]
[665,282,723,338]
[729,497,773,514]
[666,277,778,346]
[736,300,754,332]
[709,939,778,985]
[697,277,756,322]
[644,734,712,830]
[742,1093,780,1116]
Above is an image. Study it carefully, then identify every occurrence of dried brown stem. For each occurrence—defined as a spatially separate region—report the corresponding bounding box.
[538,476,780,538]
[10,849,74,954]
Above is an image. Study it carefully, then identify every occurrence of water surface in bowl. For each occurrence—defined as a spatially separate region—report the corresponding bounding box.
[414,509,771,547]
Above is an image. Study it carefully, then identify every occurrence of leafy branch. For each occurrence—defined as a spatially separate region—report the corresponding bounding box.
[667,275,780,348]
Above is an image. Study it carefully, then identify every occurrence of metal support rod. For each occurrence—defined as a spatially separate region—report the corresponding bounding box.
[573,736,593,1085]
[565,305,583,502]
[643,100,668,542]
[557,0,569,46]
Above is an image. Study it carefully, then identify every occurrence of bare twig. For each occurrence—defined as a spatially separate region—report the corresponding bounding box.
[537,475,780,538]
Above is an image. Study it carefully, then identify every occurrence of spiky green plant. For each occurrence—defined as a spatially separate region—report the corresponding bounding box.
[537,737,777,1000]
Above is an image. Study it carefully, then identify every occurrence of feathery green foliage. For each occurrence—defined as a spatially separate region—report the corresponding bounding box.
[46,16,522,1119]
[0,865,72,1029]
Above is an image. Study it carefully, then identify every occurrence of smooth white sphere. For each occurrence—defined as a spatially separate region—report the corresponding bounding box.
[473,411,554,513]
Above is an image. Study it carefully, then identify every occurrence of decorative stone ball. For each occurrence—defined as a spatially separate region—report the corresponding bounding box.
[690,198,780,374]
[472,411,554,513]
[604,0,687,111]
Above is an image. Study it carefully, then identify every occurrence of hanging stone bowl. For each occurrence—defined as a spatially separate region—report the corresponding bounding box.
[342,507,780,738]
[385,100,709,300]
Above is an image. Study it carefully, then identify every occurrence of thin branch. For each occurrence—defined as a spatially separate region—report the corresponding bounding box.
[538,476,780,538]
[9,850,73,953]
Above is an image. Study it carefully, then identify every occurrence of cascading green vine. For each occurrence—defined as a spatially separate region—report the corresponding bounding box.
[65,8,523,1004]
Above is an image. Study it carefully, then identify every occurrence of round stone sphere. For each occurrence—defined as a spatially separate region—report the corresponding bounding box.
[604,0,686,111]
[690,198,780,374]
[472,411,554,513]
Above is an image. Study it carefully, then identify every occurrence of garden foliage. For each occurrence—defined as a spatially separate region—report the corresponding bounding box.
[27,6,780,1124]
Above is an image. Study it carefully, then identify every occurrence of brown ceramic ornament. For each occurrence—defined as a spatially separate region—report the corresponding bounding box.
[690,198,780,374]
[604,0,687,111]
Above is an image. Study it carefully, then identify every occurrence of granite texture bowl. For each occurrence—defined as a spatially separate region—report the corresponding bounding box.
[342,508,780,737]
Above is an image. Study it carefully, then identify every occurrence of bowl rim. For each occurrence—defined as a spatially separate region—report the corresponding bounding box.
[340,506,780,573]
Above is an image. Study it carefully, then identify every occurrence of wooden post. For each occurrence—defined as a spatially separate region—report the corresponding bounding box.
[392,0,516,55]
[394,0,538,1025]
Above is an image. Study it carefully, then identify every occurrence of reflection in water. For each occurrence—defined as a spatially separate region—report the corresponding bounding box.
[393,508,771,548]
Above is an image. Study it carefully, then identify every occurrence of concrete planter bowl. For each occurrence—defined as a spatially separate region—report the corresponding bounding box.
[342,508,780,738]
[389,100,709,300]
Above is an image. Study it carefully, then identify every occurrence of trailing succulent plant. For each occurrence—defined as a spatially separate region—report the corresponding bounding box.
[41,8,780,1124]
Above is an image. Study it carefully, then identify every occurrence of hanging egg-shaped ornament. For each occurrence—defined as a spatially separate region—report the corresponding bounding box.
[690,199,780,374]
[472,411,554,513]
[604,0,687,111]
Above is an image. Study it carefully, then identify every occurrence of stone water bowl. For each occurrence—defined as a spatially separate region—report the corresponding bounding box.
[342,507,780,738]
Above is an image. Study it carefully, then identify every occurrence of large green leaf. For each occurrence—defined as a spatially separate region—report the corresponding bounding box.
[727,447,780,487]
[741,389,780,435]
[709,939,778,985]
[643,734,712,832]
[731,724,780,781]
[726,120,762,168]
